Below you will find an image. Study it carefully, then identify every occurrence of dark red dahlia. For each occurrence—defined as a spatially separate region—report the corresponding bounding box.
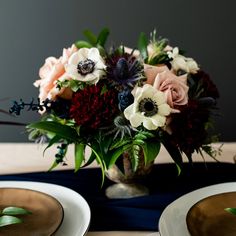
[191,70,220,99]
[169,100,211,157]
[69,83,119,130]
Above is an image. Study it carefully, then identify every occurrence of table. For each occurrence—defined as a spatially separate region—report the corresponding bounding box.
[0,142,235,235]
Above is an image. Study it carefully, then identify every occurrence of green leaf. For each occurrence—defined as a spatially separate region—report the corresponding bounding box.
[100,84,108,95]
[0,215,22,227]
[138,32,148,60]
[134,131,154,140]
[225,208,236,216]
[90,147,106,186]
[48,159,59,171]
[130,145,140,172]
[69,80,82,92]
[43,135,61,156]
[98,134,113,155]
[110,139,131,150]
[96,28,110,47]
[75,40,92,49]
[2,207,31,216]
[108,145,130,168]
[27,121,79,142]
[133,139,145,146]
[143,141,161,164]
[161,133,183,175]
[96,44,106,57]
[83,30,97,45]
[74,143,85,172]
[81,151,96,168]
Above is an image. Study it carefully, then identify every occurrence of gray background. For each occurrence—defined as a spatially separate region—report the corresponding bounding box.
[0,0,235,142]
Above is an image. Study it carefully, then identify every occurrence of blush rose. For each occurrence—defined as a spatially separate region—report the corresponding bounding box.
[34,44,78,102]
[153,70,189,112]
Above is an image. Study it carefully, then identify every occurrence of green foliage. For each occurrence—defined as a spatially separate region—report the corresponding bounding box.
[27,121,79,142]
[143,141,161,164]
[75,27,110,50]
[83,29,97,45]
[225,208,236,216]
[0,216,22,227]
[109,130,160,172]
[199,144,222,162]
[0,207,31,228]
[161,132,183,175]
[96,28,110,47]
[74,143,85,172]
[2,207,31,216]
[75,40,93,49]
[138,32,148,60]
[147,30,170,65]
[56,79,86,92]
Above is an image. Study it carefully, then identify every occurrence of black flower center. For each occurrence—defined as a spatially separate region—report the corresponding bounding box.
[77,59,95,75]
[139,98,158,117]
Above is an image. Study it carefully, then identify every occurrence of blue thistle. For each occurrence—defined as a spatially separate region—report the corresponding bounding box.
[106,50,145,89]
[118,89,134,111]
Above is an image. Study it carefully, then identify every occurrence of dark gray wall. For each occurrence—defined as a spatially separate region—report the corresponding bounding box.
[0,0,235,142]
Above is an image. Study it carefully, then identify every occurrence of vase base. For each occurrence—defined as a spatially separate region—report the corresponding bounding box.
[105,183,149,199]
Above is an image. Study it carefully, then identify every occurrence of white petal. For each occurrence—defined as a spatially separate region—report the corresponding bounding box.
[172,56,187,71]
[151,115,166,127]
[80,73,97,82]
[132,86,143,100]
[139,84,156,100]
[124,104,135,120]
[172,47,179,56]
[153,90,166,105]
[186,59,199,73]
[158,103,171,116]
[65,64,80,79]
[92,69,105,80]
[143,118,157,130]
[95,61,106,70]
[130,113,143,127]
[78,48,90,60]
[67,52,79,65]
[88,48,101,62]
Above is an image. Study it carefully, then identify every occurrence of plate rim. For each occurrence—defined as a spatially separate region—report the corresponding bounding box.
[158,182,236,236]
[0,180,91,236]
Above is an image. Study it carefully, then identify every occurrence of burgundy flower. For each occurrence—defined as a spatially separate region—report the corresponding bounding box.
[69,83,119,130]
[192,70,220,99]
[169,100,210,157]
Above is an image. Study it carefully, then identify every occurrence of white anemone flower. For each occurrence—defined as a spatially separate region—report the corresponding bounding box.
[65,47,106,84]
[167,47,199,74]
[124,84,171,130]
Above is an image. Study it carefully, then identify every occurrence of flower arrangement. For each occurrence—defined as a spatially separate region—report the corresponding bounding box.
[10,28,220,181]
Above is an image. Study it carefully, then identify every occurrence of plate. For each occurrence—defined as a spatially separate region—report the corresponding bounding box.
[0,181,90,236]
[186,192,236,236]
[0,188,63,235]
[158,182,236,236]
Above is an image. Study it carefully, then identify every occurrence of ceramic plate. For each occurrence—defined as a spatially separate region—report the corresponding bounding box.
[158,182,236,236]
[0,188,63,235]
[186,192,236,236]
[0,181,90,236]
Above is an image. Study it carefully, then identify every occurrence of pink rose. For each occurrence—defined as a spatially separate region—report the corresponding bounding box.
[34,44,78,102]
[153,70,189,111]
[144,64,169,84]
